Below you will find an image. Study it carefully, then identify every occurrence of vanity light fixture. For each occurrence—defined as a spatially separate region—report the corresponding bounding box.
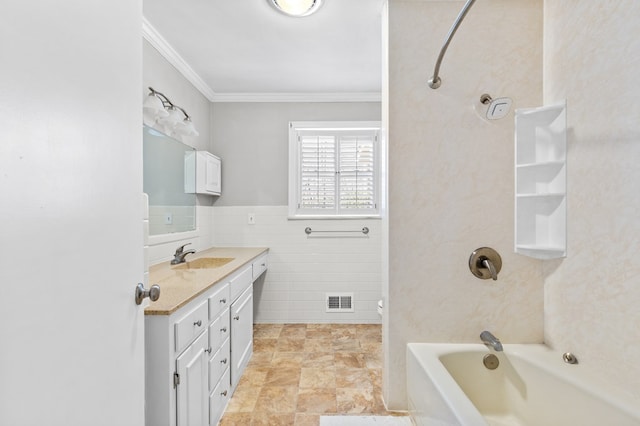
[143,87,199,137]
[268,0,323,17]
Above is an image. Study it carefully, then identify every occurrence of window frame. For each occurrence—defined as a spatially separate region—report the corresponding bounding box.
[288,121,382,219]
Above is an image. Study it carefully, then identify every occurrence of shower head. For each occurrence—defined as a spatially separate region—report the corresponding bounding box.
[480,94,512,120]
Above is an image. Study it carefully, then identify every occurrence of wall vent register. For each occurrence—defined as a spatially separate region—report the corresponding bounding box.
[326,293,354,313]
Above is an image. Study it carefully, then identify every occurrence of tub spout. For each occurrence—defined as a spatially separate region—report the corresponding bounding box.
[480,330,503,351]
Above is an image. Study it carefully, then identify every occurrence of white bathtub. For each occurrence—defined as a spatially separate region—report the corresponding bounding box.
[407,343,640,426]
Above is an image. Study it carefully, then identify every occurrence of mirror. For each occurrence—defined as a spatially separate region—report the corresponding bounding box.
[143,125,196,235]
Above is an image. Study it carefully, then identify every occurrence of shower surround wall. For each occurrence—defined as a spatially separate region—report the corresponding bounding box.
[385,0,543,408]
[543,0,640,404]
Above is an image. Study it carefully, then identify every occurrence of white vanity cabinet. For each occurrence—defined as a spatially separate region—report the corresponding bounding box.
[145,252,267,426]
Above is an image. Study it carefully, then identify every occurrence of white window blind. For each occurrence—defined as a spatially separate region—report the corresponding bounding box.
[289,122,381,218]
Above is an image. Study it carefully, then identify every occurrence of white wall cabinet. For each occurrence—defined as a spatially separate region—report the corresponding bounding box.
[515,102,567,259]
[145,254,267,426]
[185,151,221,196]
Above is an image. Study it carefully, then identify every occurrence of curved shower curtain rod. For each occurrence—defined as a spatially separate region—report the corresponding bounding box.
[427,0,477,89]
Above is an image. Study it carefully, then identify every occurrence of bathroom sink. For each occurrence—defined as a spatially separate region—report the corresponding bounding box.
[173,257,234,270]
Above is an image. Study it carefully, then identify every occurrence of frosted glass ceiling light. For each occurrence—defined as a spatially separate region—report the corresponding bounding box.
[269,0,323,17]
[143,87,198,138]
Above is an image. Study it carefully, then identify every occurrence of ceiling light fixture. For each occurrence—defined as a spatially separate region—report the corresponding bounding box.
[143,87,199,137]
[269,0,323,17]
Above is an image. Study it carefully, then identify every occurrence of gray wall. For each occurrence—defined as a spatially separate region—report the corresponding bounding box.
[210,102,381,206]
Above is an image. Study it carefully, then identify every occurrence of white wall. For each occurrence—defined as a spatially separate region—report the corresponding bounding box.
[211,102,382,205]
[213,206,382,323]
[386,0,543,409]
[143,40,215,263]
[210,102,383,323]
[543,0,640,404]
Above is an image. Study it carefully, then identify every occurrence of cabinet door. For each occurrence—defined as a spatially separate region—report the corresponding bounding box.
[230,286,253,389]
[204,153,221,194]
[176,330,209,426]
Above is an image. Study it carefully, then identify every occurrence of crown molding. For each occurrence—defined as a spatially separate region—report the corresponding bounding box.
[142,17,217,102]
[210,92,382,103]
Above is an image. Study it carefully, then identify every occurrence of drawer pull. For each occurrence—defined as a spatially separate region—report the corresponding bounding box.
[220,298,226,304]
[204,347,212,354]
[193,320,202,327]
[220,327,227,332]
[233,316,240,320]
[220,390,228,397]
[220,358,227,364]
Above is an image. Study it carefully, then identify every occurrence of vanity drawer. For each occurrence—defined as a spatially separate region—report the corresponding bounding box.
[209,368,231,426]
[252,254,268,281]
[174,300,208,353]
[208,282,230,320]
[229,265,252,302]
[208,307,230,354]
[208,337,230,392]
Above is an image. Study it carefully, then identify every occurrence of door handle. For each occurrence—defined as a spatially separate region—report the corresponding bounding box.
[135,283,161,305]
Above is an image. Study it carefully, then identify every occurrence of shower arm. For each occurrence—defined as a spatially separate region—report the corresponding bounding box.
[427,0,477,89]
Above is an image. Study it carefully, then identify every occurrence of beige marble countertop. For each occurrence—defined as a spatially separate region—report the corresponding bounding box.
[145,247,269,316]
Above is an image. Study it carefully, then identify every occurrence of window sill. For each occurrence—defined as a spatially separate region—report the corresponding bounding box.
[287,215,381,220]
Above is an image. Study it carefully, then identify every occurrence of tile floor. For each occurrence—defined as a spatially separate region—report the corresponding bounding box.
[220,323,406,426]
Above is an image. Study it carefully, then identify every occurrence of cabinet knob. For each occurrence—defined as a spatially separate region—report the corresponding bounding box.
[193,320,202,327]
[220,327,227,333]
[220,298,226,304]
[233,316,240,320]
[220,390,228,397]
[205,347,212,354]
[220,358,227,364]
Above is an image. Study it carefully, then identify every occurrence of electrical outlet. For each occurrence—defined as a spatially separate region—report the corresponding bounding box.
[248,213,256,225]
[164,213,173,225]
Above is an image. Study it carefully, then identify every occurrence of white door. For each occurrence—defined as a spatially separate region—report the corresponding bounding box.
[0,2,145,426]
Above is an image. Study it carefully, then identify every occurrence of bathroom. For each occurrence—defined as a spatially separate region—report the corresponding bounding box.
[2,0,639,425]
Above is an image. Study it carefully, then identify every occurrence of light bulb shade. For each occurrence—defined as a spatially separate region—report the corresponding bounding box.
[270,0,323,17]
[181,119,199,137]
[143,94,169,119]
[158,107,184,127]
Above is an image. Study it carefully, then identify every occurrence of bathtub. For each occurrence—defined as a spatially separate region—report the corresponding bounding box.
[406,343,640,426]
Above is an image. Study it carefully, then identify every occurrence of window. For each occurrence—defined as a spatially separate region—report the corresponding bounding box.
[289,121,382,218]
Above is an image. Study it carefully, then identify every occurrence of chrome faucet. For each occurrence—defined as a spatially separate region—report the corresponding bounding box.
[480,330,503,351]
[170,243,196,265]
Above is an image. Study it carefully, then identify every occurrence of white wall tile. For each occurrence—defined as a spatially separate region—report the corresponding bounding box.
[213,206,382,324]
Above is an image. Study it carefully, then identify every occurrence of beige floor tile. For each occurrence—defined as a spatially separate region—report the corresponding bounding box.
[226,387,262,413]
[277,338,306,352]
[304,338,333,353]
[299,368,336,388]
[334,352,366,368]
[296,388,337,414]
[254,338,278,352]
[219,412,252,425]
[251,412,296,425]
[248,352,274,367]
[336,388,378,414]
[272,352,305,369]
[220,324,409,424]
[294,413,320,426]
[264,367,301,387]
[335,368,373,389]
[254,386,298,413]
[302,352,334,368]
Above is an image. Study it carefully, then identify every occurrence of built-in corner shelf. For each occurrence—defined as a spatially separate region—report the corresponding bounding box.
[515,102,567,259]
